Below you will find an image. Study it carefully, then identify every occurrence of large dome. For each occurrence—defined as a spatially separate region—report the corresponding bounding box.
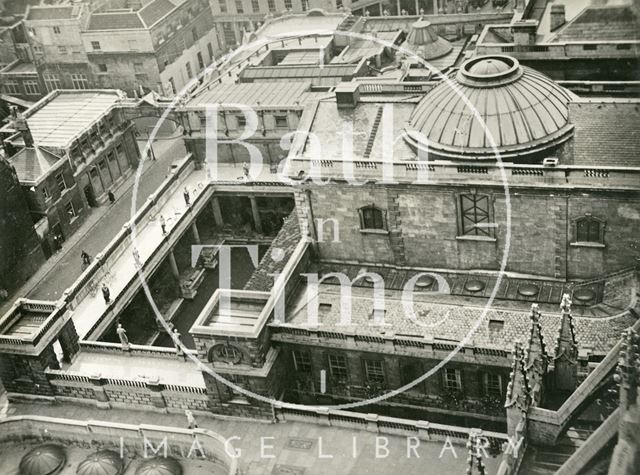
[76,450,124,475]
[405,55,575,160]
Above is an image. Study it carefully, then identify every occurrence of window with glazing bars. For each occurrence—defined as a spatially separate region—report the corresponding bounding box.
[293,350,312,372]
[364,359,385,385]
[459,194,492,236]
[328,354,348,382]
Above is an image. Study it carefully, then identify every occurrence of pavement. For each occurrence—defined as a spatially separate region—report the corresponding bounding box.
[0,135,186,313]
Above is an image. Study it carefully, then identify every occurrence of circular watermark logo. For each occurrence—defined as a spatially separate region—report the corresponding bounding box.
[129,25,512,411]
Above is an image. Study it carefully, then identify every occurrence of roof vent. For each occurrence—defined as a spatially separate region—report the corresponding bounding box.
[335,82,360,109]
[543,157,559,167]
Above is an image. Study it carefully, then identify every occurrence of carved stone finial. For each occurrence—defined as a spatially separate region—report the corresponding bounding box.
[560,293,572,314]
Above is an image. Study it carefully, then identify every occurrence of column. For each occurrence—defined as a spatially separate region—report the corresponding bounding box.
[396,0,401,14]
[191,221,201,244]
[168,249,180,280]
[211,197,224,227]
[249,196,263,234]
[415,0,419,14]
[433,0,437,14]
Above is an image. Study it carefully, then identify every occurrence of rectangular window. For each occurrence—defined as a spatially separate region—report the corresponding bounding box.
[443,368,462,392]
[98,63,108,73]
[583,44,597,51]
[359,205,385,230]
[274,114,288,128]
[197,51,204,69]
[236,115,246,128]
[42,187,50,200]
[53,26,61,34]
[133,62,144,73]
[33,45,43,54]
[268,0,275,11]
[43,73,61,92]
[58,46,67,54]
[65,201,76,218]
[364,359,385,385]
[616,44,631,50]
[458,194,492,236]
[302,0,307,11]
[235,0,244,13]
[328,354,348,382]
[292,350,312,372]
[71,73,88,89]
[284,0,292,9]
[207,42,214,61]
[24,80,40,95]
[3,80,20,95]
[483,373,503,399]
[219,0,227,12]
[56,173,67,192]
[576,216,603,243]
[251,0,259,11]
[185,61,193,79]
[91,41,101,51]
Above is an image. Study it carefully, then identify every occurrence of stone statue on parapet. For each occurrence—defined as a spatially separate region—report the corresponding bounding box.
[116,323,129,350]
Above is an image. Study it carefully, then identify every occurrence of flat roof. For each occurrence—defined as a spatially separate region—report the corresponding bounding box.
[188,81,316,108]
[25,6,79,21]
[25,91,121,148]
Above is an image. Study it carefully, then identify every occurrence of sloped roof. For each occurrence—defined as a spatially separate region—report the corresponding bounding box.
[401,20,453,60]
[550,5,640,42]
[26,6,76,21]
[569,99,640,167]
[188,81,315,107]
[9,147,62,183]
[139,0,177,27]
[26,91,121,148]
[87,12,145,31]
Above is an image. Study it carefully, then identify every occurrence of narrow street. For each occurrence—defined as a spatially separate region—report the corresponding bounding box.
[1,135,186,307]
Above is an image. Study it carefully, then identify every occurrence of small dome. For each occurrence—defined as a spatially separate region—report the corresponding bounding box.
[76,450,124,475]
[135,457,182,475]
[401,20,453,60]
[405,55,575,160]
[19,444,66,475]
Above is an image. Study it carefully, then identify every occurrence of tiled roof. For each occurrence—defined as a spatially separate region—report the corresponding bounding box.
[551,6,639,42]
[8,147,61,183]
[26,91,121,148]
[26,6,76,21]
[569,99,640,167]
[87,12,145,31]
[138,0,177,27]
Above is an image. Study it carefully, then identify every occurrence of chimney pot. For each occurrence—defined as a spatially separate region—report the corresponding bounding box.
[335,82,360,109]
[550,5,566,32]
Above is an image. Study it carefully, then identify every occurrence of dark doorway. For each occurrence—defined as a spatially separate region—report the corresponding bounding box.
[84,184,97,207]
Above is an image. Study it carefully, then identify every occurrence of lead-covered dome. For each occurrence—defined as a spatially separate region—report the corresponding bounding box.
[405,55,575,160]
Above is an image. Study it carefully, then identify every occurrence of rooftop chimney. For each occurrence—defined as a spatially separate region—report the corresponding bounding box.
[511,20,538,46]
[550,5,566,32]
[335,82,360,109]
[10,106,34,148]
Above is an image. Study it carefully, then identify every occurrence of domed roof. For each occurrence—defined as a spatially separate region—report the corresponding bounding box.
[405,55,575,160]
[401,20,453,60]
[135,457,182,475]
[76,450,123,475]
[19,444,66,475]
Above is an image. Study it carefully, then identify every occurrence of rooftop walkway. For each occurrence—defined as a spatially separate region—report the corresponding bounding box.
[4,400,501,475]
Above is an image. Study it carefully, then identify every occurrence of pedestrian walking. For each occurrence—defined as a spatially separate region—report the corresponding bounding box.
[185,409,198,429]
[173,328,185,359]
[52,235,61,252]
[132,247,141,267]
[81,250,91,265]
[160,214,167,235]
[108,190,115,204]
[101,283,111,304]
[242,161,250,180]
[183,186,190,207]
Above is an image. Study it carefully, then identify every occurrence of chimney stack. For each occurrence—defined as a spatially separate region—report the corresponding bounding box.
[335,82,360,109]
[550,5,566,32]
[11,106,34,148]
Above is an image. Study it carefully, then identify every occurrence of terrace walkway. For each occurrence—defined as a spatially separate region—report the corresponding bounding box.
[4,400,502,475]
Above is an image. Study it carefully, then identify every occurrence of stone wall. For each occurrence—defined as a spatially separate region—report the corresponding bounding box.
[302,183,640,279]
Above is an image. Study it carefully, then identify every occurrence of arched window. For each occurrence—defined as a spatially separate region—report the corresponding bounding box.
[576,215,604,244]
[358,205,386,230]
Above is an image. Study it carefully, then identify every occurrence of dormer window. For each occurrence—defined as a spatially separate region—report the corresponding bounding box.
[358,205,386,231]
